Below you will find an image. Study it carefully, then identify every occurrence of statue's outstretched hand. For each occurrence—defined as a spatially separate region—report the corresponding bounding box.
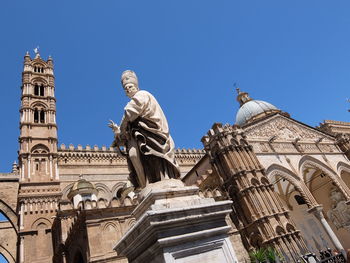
[108,120,120,134]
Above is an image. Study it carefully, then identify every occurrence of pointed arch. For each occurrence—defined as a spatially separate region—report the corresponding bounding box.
[127,218,136,229]
[31,77,48,85]
[266,164,317,208]
[299,155,350,199]
[30,101,48,109]
[337,161,350,175]
[31,217,51,230]
[94,183,112,202]
[0,246,14,263]
[31,144,50,154]
[337,161,350,190]
[298,155,336,177]
[61,183,74,200]
[0,200,17,233]
[111,182,127,198]
[266,164,301,182]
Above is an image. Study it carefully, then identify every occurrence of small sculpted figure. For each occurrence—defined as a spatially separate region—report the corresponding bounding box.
[327,188,350,231]
[109,70,180,189]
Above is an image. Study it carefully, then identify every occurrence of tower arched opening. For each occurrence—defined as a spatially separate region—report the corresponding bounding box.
[300,159,350,249]
[267,168,334,254]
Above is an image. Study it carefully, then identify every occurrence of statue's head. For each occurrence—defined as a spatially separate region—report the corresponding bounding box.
[121,70,139,98]
[330,187,344,204]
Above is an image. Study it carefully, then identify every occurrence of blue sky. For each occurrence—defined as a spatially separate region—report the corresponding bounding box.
[0,212,8,262]
[0,1,349,172]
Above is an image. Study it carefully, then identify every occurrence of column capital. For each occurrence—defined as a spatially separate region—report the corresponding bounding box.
[307,205,325,220]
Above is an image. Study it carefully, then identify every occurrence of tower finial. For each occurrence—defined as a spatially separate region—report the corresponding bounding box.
[12,161,18,173]
[235,85,252,106]
[24,51,31,62]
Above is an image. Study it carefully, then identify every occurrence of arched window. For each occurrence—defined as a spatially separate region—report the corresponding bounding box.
[294,195,306,205]
[34,84,39,95]
[34,65,44,73]
[40,111,45,123]
[34,109,39,123]
[39,85,44,96]
[34,109,45,123]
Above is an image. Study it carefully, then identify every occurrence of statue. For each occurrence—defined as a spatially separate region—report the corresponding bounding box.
[327,188,350,231]
[109,70,180,189]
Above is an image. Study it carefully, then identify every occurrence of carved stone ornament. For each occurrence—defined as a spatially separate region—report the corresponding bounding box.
[244,115,334,142]
[327,188,350,231]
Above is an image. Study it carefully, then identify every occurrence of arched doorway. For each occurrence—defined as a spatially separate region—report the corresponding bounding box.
[267,168,334,254]
[300,159,350,250]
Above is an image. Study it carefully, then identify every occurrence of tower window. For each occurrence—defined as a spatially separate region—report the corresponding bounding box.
[34,84,44,96]
[34,66,44,73]
[34,84,39,96]
[34,109,45,123]
[35,159,40,171]
[40,111,45,123]
[39,85,44,96]
[34,109,39,123]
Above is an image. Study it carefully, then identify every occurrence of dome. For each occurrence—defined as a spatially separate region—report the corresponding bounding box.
[67,178,97,200]
[235,88,280,126]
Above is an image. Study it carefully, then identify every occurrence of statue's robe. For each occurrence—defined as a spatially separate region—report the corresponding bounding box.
[120,90,180,187]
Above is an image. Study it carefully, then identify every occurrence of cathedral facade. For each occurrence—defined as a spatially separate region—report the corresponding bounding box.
[0,53,350,262]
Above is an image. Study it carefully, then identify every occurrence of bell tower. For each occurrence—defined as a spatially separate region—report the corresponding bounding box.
[18,50,61,263]
[19,50,58,182]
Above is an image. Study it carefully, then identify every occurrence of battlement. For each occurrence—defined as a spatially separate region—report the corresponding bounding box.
[58,143,116,152]
[0,173,19,181]
[57,144,205,167]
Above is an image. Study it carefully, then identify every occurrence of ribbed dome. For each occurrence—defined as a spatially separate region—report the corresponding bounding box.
[235,88,280,126]
[67,178,97,200]
[236,100,279,126]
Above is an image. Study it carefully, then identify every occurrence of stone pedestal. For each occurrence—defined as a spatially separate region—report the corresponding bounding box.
[114,179,238,263]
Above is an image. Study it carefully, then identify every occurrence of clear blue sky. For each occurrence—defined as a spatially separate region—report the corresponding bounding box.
[0,1,349,172]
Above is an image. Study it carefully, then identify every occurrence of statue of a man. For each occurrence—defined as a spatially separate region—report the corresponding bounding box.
[109,70,180,189]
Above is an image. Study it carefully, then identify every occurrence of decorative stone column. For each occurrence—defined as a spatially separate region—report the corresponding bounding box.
[114,179,239,263]
[20,236,24,263]
[308,206,345,256]
[202,123,308,261]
